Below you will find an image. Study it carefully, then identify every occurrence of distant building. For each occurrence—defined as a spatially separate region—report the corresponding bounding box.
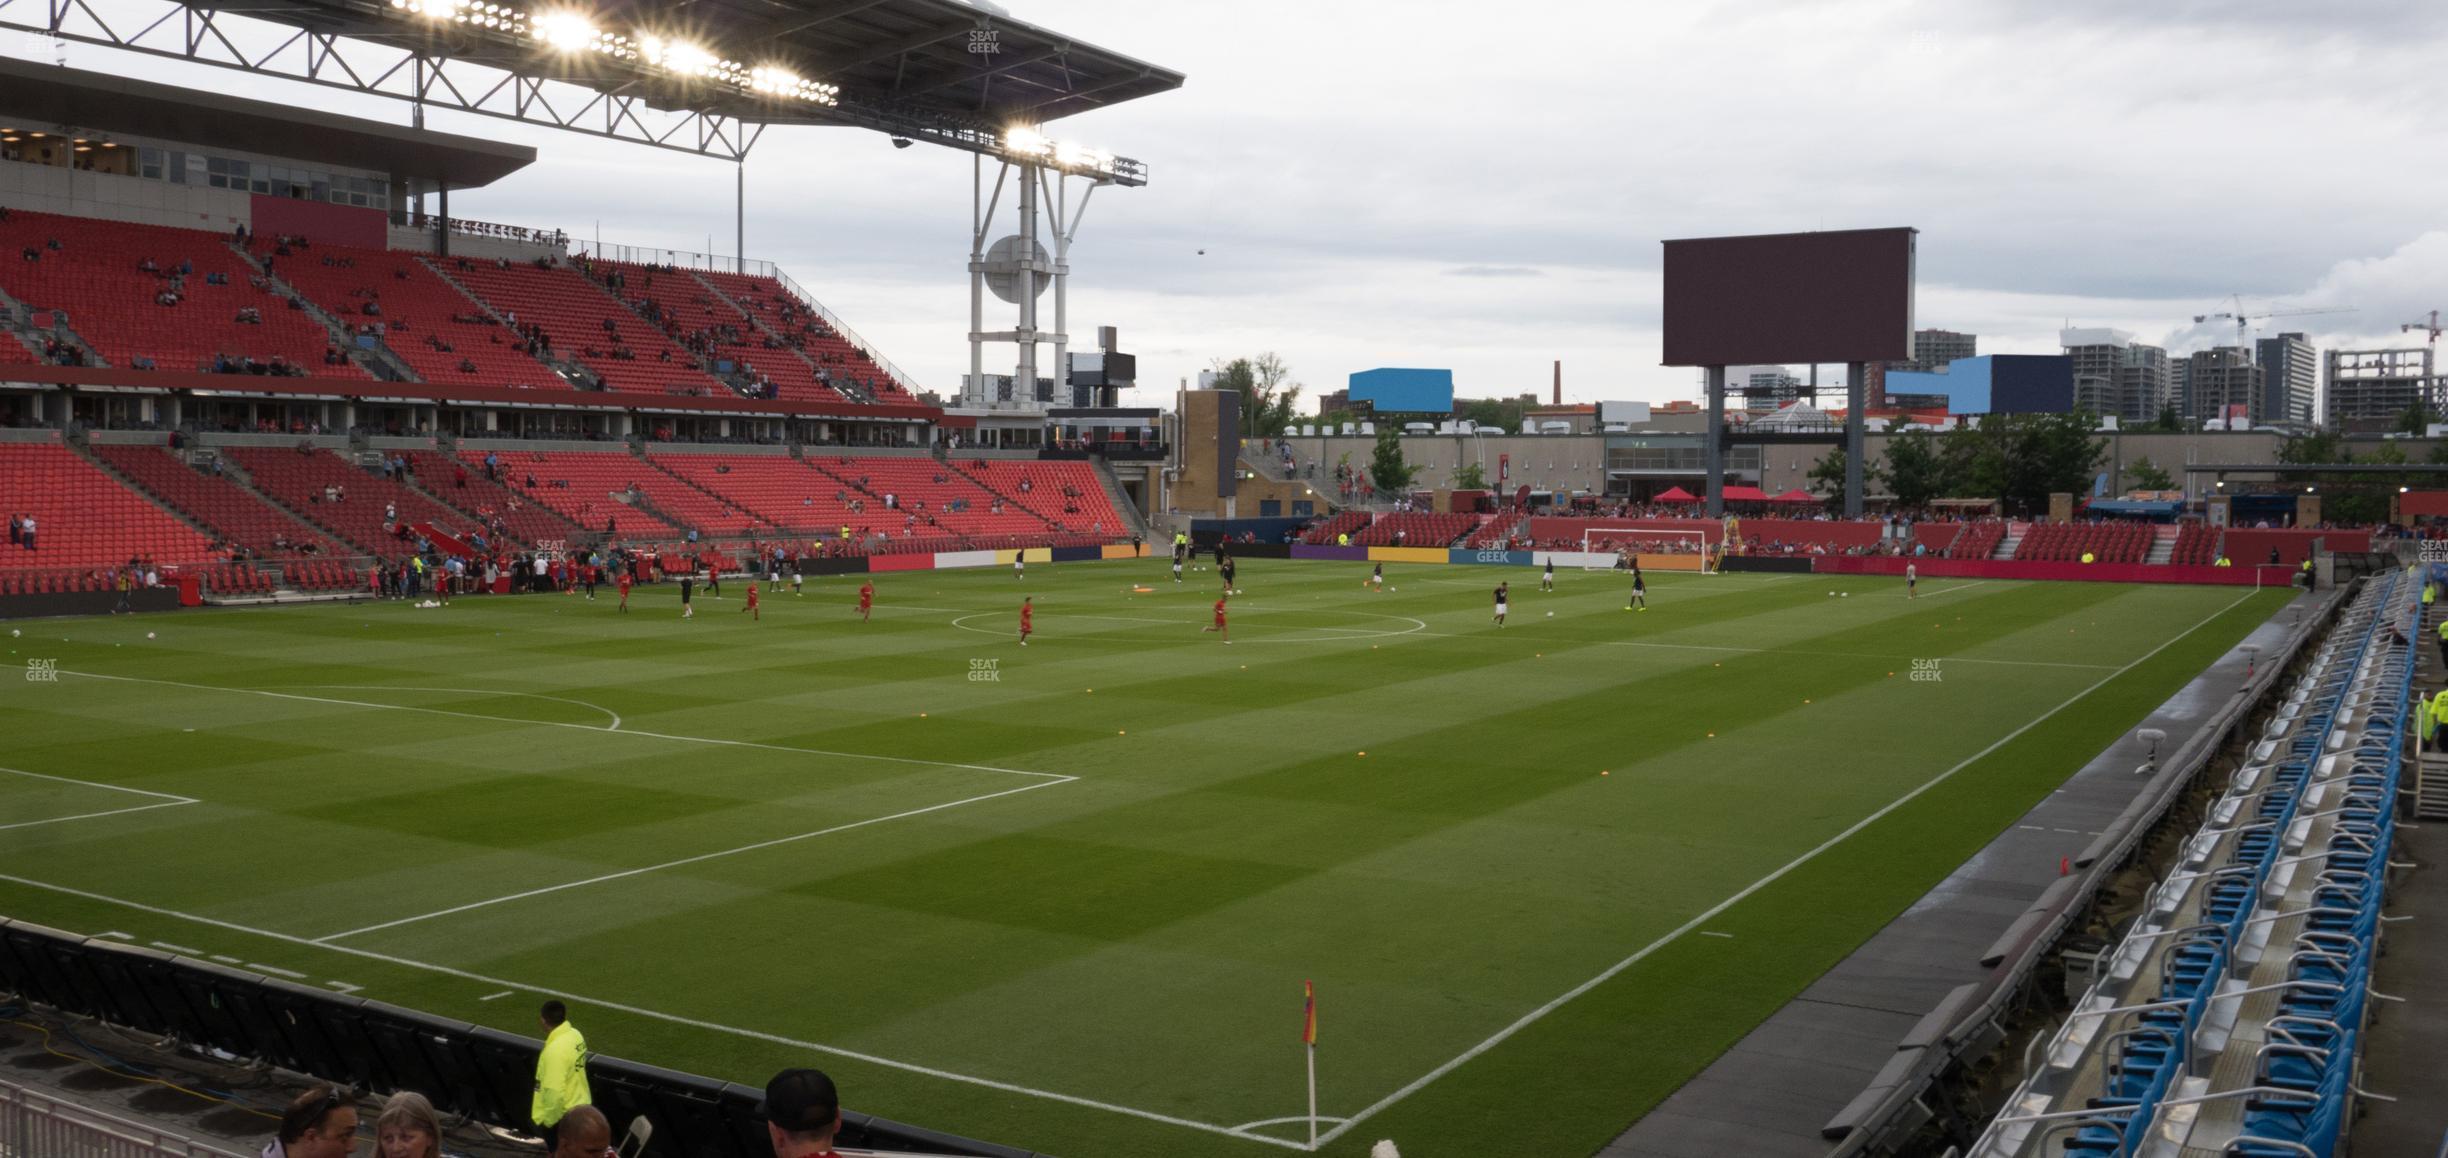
[2061,328,2170,423]
[1892,328,1977,373]
[2325,347,2436,430]
[2253,332,2319,425]
[1880,355,2072,415]
[2183,348,2263,426]
[1348,367,1454,415]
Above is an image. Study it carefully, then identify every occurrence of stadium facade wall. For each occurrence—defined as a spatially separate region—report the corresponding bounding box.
[1815,556,2296,586]
[249,194,386,249]
[0,161,251,234]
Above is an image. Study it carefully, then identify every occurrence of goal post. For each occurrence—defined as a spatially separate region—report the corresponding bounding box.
[1575,527,1715,572]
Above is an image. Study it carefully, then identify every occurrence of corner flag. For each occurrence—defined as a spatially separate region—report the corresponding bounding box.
[1302,980,1317,1046]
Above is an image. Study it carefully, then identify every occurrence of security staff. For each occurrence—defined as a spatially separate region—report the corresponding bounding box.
[2430,688,2448,750]
[2436,618,2448,669]
[532,1000,592,1148]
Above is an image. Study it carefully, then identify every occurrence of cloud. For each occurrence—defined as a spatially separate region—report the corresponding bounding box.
[11,0,2446,405]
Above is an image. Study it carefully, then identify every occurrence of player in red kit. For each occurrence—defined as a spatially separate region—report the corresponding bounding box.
[857,580,874,621]
[1019,596,1033,646]
[1203,592,1229,643]
[741,580,760,620]
[616,567,632,613]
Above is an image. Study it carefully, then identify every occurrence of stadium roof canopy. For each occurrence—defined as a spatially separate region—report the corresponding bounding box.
[4,0,1183,170]
[0,56,536,192]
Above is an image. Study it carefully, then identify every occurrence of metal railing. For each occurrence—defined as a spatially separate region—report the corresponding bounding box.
[403,214,569,248]
[0,1076,253,1158]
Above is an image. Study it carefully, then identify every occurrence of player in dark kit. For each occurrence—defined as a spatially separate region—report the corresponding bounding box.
[1493,581,1509,627]
[1220,554,1238,595]
[679,575,696,619]
[1171,544,1185,583]
[1626,564,1647,611]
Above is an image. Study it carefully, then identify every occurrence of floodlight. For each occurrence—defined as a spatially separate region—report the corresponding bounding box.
[1053,139,1114,173]
[532,11,596,52]
[1004,126,1052,157]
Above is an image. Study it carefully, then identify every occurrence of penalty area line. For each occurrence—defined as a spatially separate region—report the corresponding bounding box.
[1310,587,2259,1149]
[57,670,1067,782]
[0,871,1311,1151]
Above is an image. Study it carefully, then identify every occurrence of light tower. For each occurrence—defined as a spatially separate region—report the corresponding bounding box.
[967,129,1140,411]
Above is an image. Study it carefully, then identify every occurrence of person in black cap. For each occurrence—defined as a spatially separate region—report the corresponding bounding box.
[760,1068,843,1157]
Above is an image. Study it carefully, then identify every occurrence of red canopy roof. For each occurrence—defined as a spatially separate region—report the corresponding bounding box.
[1773,489,1818,504]
[1653,486,1698,502]
[1719,485,1771,502]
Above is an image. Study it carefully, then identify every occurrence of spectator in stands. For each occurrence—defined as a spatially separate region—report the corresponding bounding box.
[19,514,33,552]
[265,1085,358,1158]
[759,1069,844,1158]
[374,1091,443,1158]
[547,1105,610,1158]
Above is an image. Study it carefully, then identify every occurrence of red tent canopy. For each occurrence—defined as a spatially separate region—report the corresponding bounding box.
[1719,485,1771,502]
[1773,489,1818,504]
[1653,486,1699,503]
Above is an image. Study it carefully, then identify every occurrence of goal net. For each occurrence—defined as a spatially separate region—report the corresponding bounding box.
[1576,527,1714,572]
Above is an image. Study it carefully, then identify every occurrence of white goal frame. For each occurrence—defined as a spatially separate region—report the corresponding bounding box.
[1575,527,1714,572]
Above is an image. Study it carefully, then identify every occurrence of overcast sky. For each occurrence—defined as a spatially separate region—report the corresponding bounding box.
[15,0,2448,408]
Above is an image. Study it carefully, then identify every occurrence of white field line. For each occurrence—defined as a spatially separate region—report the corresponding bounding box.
[57,671,1067,782]
[0,871,1308,1152]
[0,765,200,832]
[1309,587,2260,1150]
[314,775,1075,943]
[299,685,623,731]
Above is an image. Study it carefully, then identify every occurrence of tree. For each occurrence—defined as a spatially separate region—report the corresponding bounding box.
[1211,354,1304,438]
[2146,404,2186,433]
[1806,448,1879,512]
[2396,402,2437,436]
[1452,462,1489,490]
[1368,425,1414,493]
[1457,396,1527,432]
[1883,429,1952,510]
[2125,456,2175,492]
[2277,431,2347,466]
[2425,439,2448,467]
[1960,411,2107,514]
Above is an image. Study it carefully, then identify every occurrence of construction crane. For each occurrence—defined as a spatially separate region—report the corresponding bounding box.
[2406,310,2442,349]
[2192,296,2358,353]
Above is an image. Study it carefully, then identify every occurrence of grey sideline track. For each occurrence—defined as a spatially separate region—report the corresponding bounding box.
[1598,586,2329,1158]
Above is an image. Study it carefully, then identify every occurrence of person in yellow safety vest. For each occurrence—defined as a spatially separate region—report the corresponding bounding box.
[1336,532,1350,546]
[2430,688,2448,751]
[2299,557,2315,590]
[532,1000,591,1148]
[2080,551,2096,564]
[839,525,850,541]
[2213,556,2232,567]
[2426,580,2438,608]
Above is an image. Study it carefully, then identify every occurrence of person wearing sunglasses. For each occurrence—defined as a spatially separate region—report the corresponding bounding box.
[265,1086,357,1158]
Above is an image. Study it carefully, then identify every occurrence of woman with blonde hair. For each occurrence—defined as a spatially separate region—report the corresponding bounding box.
[373,1091,444,1158]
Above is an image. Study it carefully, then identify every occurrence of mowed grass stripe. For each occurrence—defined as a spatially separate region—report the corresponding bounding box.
[0,564,2289,1157]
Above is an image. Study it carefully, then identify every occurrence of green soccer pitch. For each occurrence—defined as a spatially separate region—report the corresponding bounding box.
[0,560,2289,1156]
